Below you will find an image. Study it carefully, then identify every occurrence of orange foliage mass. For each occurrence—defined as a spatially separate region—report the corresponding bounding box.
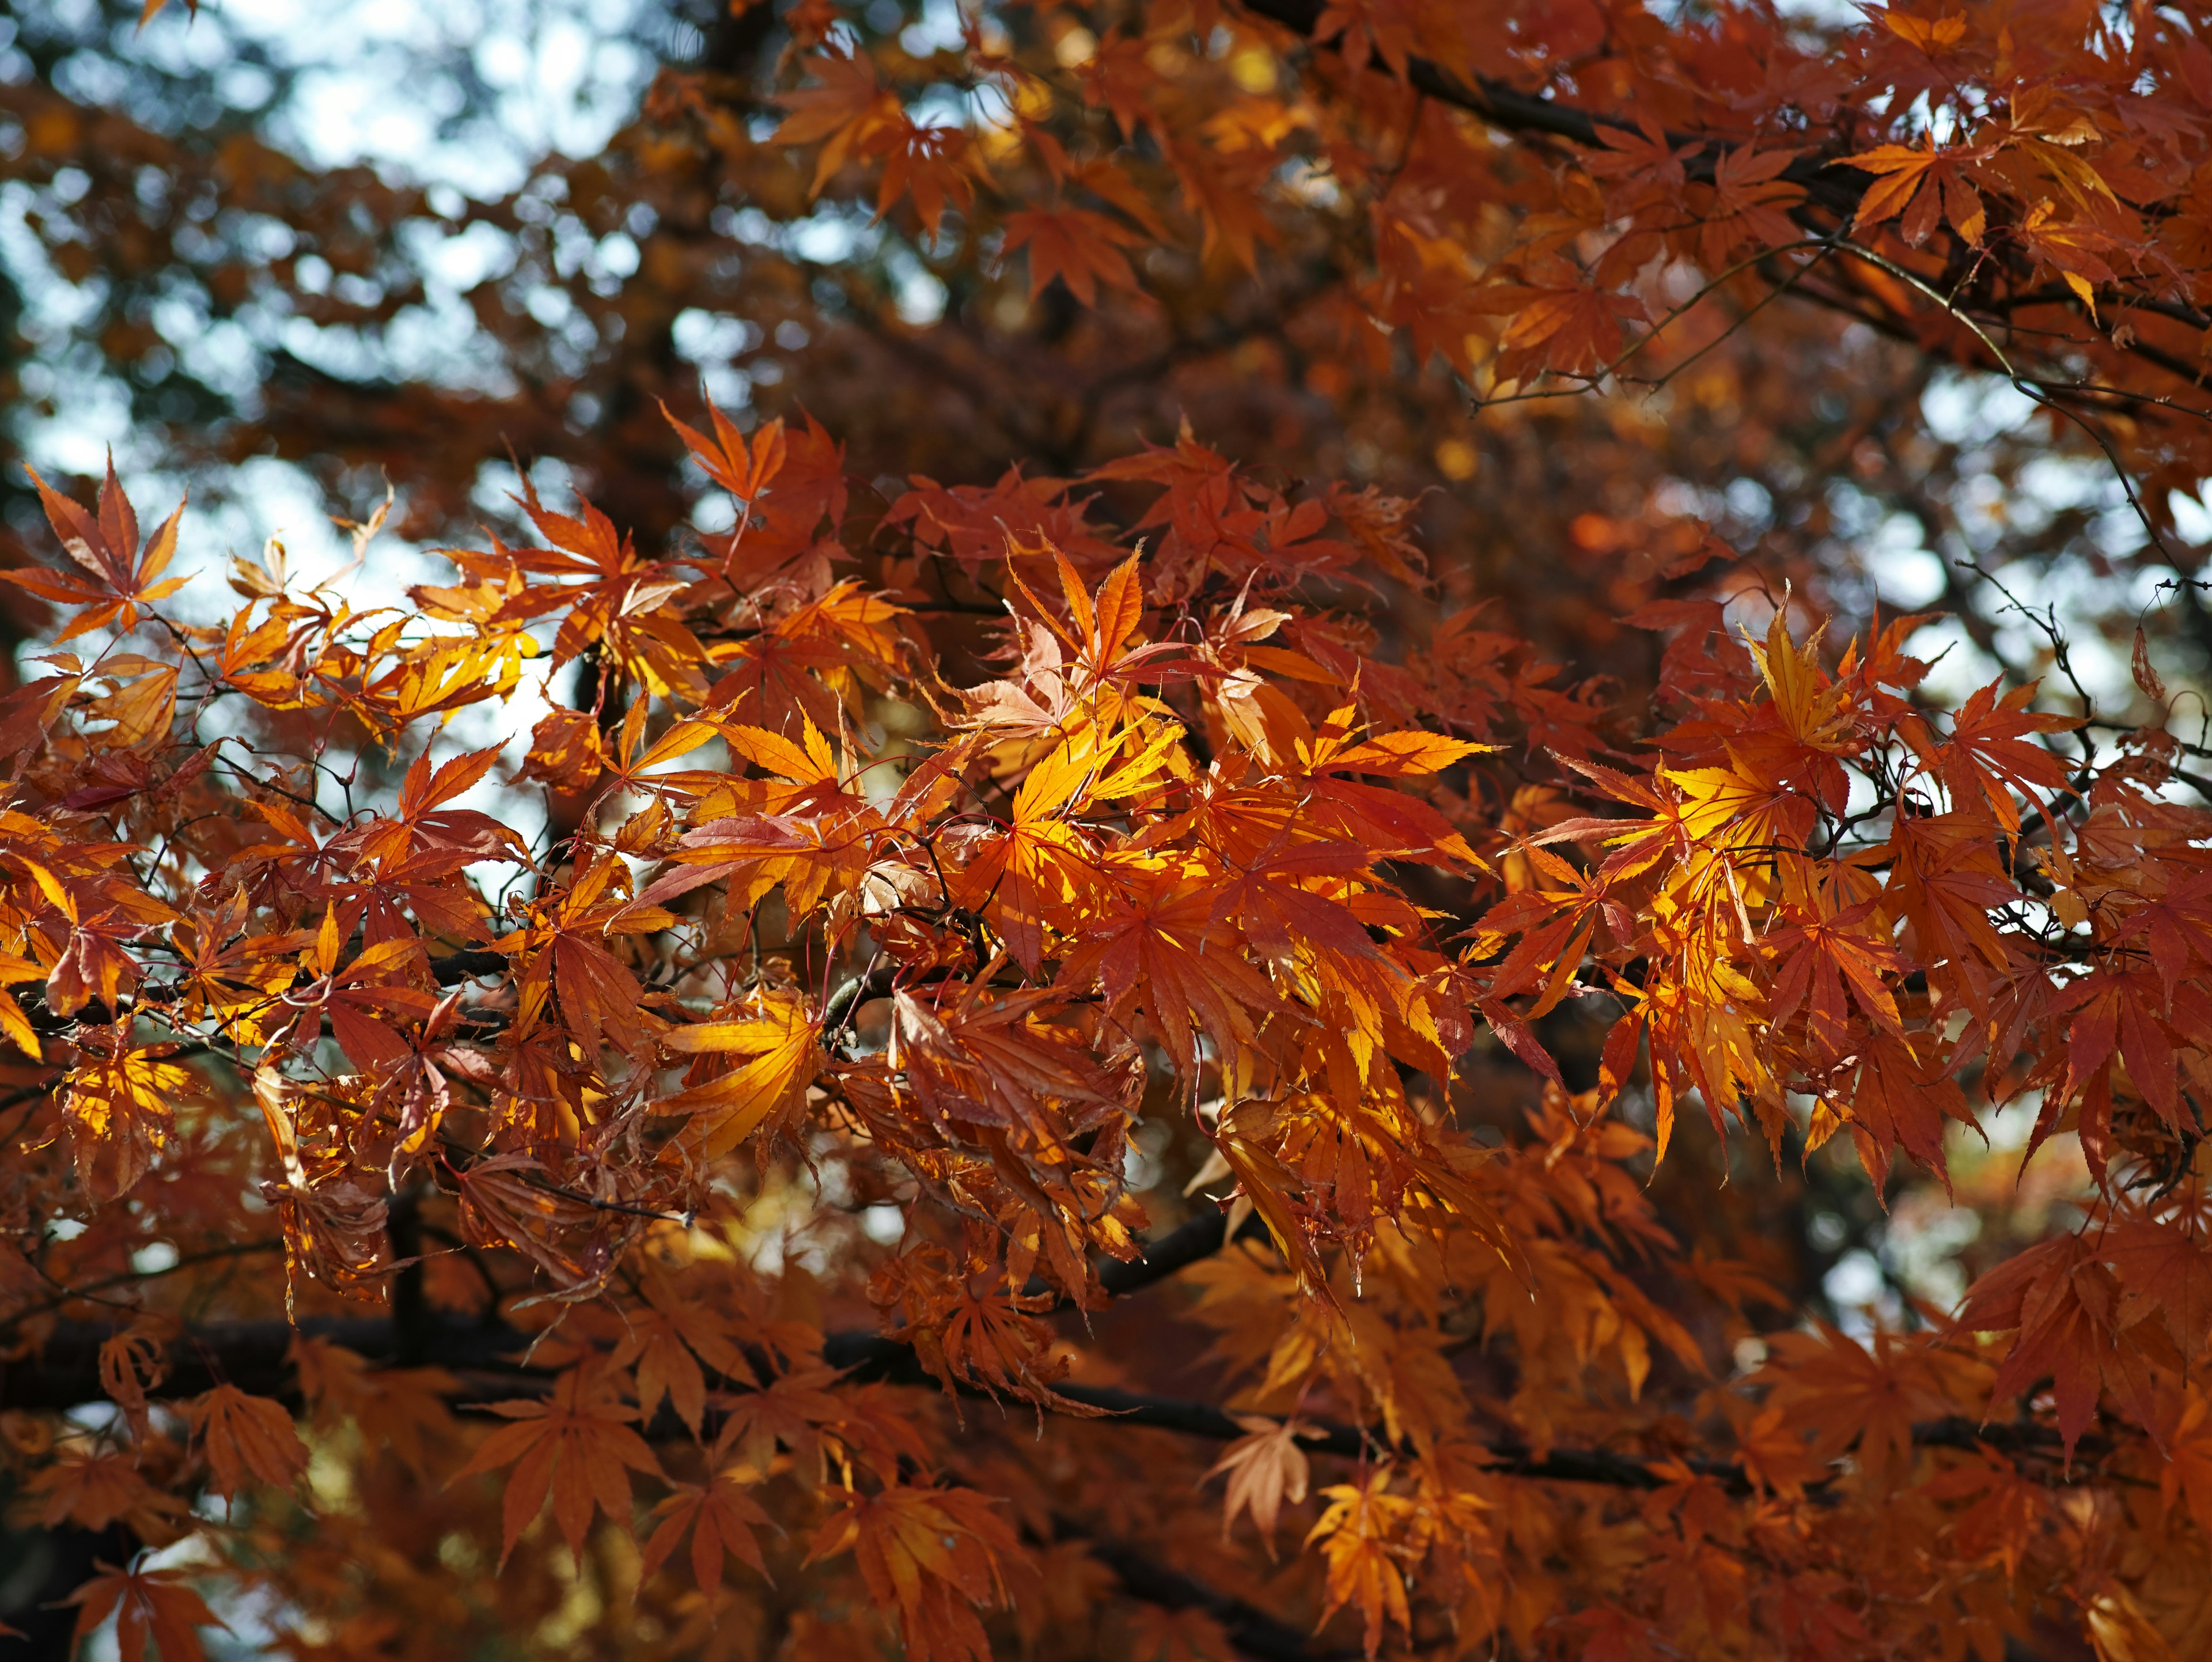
[12,2,2212,1660]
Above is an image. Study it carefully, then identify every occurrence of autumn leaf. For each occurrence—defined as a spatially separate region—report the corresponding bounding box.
[1205,1413,1312,1551]
[190,1383,311,1498]
[60,1038,199,1199]
[1056,862,1281,1076]
[638,1471,774,1591]
[657,987,821,1155]
[2106,1219,2212,1356]
[1305,1468,1415,1659]
[1488,279,1646,376]
[290,1339,456,1477]
[891,987,1131,1152]
[354,744,526,867]
[1836,140,1988,244]
[806,1484,1024,1662]
[620,1269,760,1436]
[664,402,787,506]
[1912,677,2078,831]
[1002,206,1145,306]
[711,1360,854,1476]
[21,1450,191,1539]
[874,120,982,236]
[948,729,1109,974]
[1961,1235,2113,1458]
[2159,1385,2212,1535]
[1881,9,1967,52]
[451,1368,664,1566]
[66,1563,226,1662]
[774,43,903,192]
[1764,896,1907,1062]
[7,459,191,640]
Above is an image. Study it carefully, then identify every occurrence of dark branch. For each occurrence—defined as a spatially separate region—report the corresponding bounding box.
[1231,0,2212,430]
[428,948,510,983]
[1233,0,1861,209]
[1069,1521,1358,1662]
[7,1311,2102,1501]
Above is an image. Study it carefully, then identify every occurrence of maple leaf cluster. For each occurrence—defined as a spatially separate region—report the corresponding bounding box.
[13,1,2212,1660]
[0,396,2204,1661]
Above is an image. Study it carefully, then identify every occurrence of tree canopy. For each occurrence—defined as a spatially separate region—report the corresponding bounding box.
[7,1,2212,1659]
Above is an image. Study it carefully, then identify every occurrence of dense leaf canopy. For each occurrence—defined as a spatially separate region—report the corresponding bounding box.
[7,2,2212,1660]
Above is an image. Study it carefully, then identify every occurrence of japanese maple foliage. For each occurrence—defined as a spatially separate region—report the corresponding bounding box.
[8,2,2212,1661]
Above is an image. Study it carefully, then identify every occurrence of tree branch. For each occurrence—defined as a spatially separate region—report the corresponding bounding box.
[1232,0,2212,431]
[1233,0,1862,210]
[1066,1520,1358,1662]
[9,1309,2104,1502]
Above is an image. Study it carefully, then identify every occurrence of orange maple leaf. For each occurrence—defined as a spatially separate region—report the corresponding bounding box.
[1305,1467,1416,1658]
[1205,1413,1313,1551]
[1001,206,1145,306]
[189,1383,310,1498]
[638,1471,774,1591]
[452,1367,664,1566]
[773,43,903,192]
[66,1563,226,1662]
[656,987,821,1156]
[1838,140,1989,244]
[1961,1235,2120,1458]
[806,1483,1024,1662]
[7,459,191,641]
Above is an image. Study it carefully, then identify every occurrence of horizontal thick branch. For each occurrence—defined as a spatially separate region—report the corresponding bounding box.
[0,1309,1688,1487]
[1073,1523,1357,1662]
[5,1309,2089,1500]
[1,1201,2101,1504]
[0,1208,1252,1407]
[427,948,512,983]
